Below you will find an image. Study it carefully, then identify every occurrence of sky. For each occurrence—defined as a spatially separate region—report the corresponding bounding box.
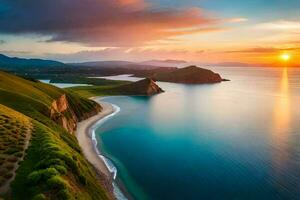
[0,0,299,66]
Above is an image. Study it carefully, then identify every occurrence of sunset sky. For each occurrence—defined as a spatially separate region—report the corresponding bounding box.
[0,0,300,66]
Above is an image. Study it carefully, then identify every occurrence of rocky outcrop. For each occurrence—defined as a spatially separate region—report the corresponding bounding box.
[50,94,101,133]
[116,78,164,95]
[153,65,228,84]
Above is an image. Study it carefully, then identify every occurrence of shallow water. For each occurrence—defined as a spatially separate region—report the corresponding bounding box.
[95,67,300,200]
[39,79,91,88]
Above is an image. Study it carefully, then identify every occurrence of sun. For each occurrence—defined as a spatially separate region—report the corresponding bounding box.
[280,53,291,61]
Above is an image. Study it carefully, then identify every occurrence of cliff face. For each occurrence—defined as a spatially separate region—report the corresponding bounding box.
[116,78,164,95]
[50,94,101,133]
[154,66,228,84]
[145,78,164,95]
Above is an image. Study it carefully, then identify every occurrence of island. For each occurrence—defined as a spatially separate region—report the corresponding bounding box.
[153,65,229,84]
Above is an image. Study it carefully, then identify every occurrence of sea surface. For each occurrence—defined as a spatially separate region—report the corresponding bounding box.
[95,67,300,200]
[39,79,91,88]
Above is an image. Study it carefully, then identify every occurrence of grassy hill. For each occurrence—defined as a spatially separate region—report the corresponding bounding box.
[153,65,227,84]
[0,71,111,200]
[67,78,163,98]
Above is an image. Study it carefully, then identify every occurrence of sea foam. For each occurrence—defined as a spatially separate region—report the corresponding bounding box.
[89,103,128,200]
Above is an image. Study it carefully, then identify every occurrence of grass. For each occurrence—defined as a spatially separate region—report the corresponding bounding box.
[66,85,127,98]
[67,78,157,98]
[11,119,110,200]
[0,106,31,198]
[49,76,128,86]
[0,71,111,199]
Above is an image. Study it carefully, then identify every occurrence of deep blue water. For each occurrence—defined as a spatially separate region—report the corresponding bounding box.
[95,67,300,200]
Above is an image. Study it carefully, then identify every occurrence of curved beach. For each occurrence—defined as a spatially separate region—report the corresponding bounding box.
[76,100,115,178]
[76,98,128,200]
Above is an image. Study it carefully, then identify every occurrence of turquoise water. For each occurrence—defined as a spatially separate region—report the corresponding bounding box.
[95,67,300,200]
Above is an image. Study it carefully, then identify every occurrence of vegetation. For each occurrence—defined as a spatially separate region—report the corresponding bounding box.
[0,105,31,190]
[0,71,111,199]
[11,119,109,200]
[49,76,128,86]
[66,78,163,98]
[66,85,128,98]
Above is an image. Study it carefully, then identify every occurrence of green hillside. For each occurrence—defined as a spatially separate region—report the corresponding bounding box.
[67,78,163,98]
[0,71,111,200]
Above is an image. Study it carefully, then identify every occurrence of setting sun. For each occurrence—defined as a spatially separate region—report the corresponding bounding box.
[280,54,291,61]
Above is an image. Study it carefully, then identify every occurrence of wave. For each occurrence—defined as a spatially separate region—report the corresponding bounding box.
[89,103,128,200]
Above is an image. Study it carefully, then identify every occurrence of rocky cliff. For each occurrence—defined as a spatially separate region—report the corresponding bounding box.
[50,94,101,133]
[153,65,228,84]
[116,78,164,95]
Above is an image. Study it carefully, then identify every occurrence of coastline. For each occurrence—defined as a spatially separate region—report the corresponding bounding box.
[76,100,114,178]
[76,97,129,200]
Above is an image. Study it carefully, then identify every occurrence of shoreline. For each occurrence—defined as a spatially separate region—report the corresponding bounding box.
[76,97,129,200]
[76,100,114,178]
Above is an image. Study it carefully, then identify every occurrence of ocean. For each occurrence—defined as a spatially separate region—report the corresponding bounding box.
[95,67,300,200]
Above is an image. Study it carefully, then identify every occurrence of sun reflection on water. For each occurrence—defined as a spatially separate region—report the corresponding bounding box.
[272,67,291,173]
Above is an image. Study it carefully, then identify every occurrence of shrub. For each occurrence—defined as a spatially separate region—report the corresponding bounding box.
[78,174,87,185]
[4,147,20,155]
[57,189,71,200]
[42,168,60,180]
[32,194,47,200]
[27,171,42,185]
[36,158,65,169]
[28,167,60,185]
[52,165,67,175]
[46,176,67,190]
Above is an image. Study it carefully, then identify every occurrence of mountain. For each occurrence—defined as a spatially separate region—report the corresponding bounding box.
[0,54,178,79]
[69,60,135,67]
[69,60,162,70]
[153,65,228,84]
[140,59,187,67]
[0,54,65,71]
[0,71,112,199]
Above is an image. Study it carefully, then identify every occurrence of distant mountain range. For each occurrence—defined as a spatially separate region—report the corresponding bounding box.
[69,60,163,70]
[0,53,262,71]
[139,59,187,67]
[0,54,65,70]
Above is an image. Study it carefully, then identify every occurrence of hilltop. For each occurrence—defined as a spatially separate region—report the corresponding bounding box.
[116,78,164,95]
[153,65,228,84]
[0,54,65,71]
[0,71,112,199]
[67,78,163,98]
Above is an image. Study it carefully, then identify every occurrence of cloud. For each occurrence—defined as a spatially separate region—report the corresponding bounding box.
[227,18,248,23]
[45,47,208,62]
[0,40,5,45]
[0,0,220,47]
[255,20,300,30]
[223,47,300,54]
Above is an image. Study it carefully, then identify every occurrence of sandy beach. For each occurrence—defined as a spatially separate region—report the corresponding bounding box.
[76,99,115,178]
